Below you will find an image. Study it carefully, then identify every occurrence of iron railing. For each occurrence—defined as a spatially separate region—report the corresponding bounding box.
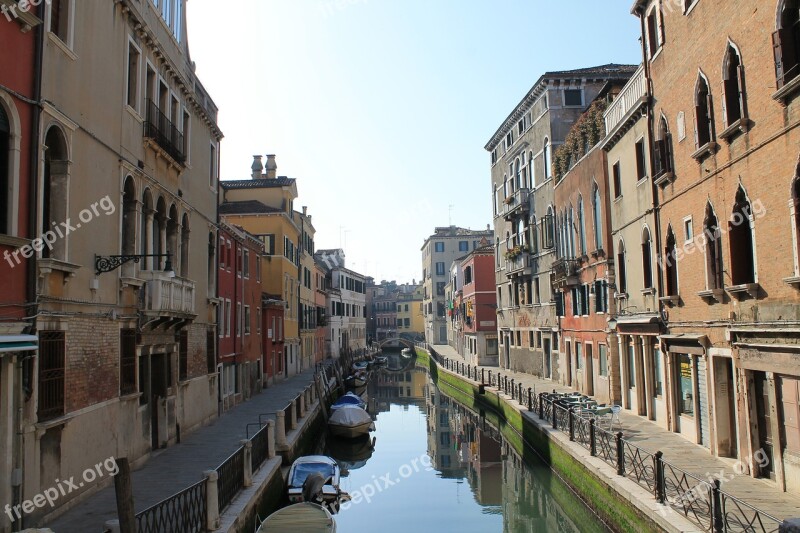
[251,422,271,472]
[419,346,786,533]
[135,479,206,533]
[216,447,244,513]
[144,98,186,164]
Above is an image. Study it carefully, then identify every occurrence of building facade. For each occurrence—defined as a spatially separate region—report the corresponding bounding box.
[20,1,223,524]
[460,247,499,366]
[295,207,317,369]
[485,65,636,377]
[220,155,302,377]
[0,8,42,531]
[396,284,425,340]
[631,0,800,493]
[217,223,264,411]
[421,226,493,345]
[315,249,367,358]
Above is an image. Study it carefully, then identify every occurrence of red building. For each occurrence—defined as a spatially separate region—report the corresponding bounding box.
[314,263,327,362]
[262,294,285,383]
[0,7,42,528]
[217,223,264,410]
[460,247,499,366]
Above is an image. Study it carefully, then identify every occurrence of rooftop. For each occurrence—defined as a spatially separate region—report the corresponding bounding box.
[219,200,283,215]
[220,176,296,189]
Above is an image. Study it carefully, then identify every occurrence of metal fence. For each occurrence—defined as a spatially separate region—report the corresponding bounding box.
[216,447,244,513]
[135,479,206,533]
[420,346,785,533]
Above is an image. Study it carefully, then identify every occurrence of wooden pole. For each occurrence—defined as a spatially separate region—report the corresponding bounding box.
[114,457,135,533]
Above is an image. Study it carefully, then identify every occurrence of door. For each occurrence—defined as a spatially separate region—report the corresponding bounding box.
[585,344,594,396]
[714,358,738,457]
[626,344,635,408]
[543,338,552,379]
[754,371,775,479]
[697,356,710,448]
[565,342,573,387]
[504,334,510,369]
[151,354,169,449]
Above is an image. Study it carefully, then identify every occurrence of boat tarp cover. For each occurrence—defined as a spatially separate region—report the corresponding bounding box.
[260,503,335,532]
[329,405,372,427]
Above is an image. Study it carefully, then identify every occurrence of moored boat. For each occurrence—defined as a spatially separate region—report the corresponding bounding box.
[257,502,336,533]
[401,348,412,358]
[286,456,341,505]
[328,405,374,439]
[331,391,366,410]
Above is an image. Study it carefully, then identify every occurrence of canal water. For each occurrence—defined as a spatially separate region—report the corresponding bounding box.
[318,354,611,533]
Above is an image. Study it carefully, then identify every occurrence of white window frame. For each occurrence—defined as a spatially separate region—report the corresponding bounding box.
[563,88,584,108]
[125,37,142,115]
[683,215,694,243]
[46,0,76,53]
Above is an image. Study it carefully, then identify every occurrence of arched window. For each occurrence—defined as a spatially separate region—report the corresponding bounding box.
[167,204,179,272]
[775,1,800,88]
[529,215,538,253]
[655,117,674,179]
[154,196,167,269]
[543,138,551,179]
[568,206,575,258]
[642,227,653,289]
[645,5,662,58]
[704,203,724,290]
[122,177,137,276]
[503,174,508,200]
[180,213,190,278]
[695,74,715,148]
[543,206,554,249]
[0,103,10,235]
[528,151,534,188]
[723,44,746,127]
[514,158,521,190]
[208,231,216,293]
[577,195,586,255]
[729,187,756,285]
[665,226,679,296]
[793,176,800,274]
[42,127,69,260]
[592,184,603,250]
[617,239,627,294]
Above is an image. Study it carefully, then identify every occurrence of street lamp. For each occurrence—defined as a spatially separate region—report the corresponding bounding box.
[607,316,617,331]
[94,252,174,277]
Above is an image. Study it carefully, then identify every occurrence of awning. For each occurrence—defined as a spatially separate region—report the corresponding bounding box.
[615,313,661,334]
[661,333,709,355]
[0,335,38,354]
[616,314,660,325]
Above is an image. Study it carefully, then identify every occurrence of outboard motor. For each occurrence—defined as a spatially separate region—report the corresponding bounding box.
[302,472,327,503]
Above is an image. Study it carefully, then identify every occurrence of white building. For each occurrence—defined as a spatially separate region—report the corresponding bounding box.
[315,249,367,357]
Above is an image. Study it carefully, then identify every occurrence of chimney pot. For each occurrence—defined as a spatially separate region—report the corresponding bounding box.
[302,206,308,216]
[251,155,264,179]
[265,154,277,179]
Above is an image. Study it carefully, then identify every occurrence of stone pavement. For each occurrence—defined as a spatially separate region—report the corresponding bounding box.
[430,344,800,522]
[47,367,318,533]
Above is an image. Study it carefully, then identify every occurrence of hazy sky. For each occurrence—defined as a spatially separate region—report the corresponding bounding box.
[186,0,642,284]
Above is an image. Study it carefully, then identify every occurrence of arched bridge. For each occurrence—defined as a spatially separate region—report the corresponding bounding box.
[377,337,415,351]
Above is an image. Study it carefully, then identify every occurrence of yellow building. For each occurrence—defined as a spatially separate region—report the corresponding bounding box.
[294,208,317,369]
[396,284,425,338]
[220,155,303,377]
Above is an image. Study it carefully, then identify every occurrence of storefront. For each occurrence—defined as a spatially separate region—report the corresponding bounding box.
[613,314,664,427]
[661,334,710,449]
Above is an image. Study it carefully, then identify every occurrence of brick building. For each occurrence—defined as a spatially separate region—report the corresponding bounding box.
[632,0,800,493]
[460,247,499,366]
[261,294,285,383]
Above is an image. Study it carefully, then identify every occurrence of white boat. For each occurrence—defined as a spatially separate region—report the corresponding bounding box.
[328,405,374,439]
[401,348,412,358]
[286,456,341,505]
[257,502,336,532]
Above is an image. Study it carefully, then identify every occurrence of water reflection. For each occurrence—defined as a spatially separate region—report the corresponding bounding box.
[319,356,608,532]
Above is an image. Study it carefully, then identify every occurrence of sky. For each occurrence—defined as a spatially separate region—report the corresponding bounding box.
[186,0,642,285]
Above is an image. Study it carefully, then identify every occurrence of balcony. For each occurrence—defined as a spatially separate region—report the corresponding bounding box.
[144,274,196,316]
[505,252,536,278]
[502,188,530,220]
[144,99,186,165]
[604,64,647,139]
[552,259,580,289]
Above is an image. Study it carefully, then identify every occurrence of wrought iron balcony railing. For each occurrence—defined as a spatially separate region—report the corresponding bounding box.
[552,258,580,288]
[144,98,186,164]
[503,188,531,220]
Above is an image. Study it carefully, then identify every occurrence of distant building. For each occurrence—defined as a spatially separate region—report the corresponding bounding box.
[421,226,493,344]
[460,247,499,366]
[396,284,425,340]
[315,249,367,357]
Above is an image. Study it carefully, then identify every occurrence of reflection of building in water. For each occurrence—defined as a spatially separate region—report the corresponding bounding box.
[452,404,503,507]
[425,376,464,476]
[369,367,427,415]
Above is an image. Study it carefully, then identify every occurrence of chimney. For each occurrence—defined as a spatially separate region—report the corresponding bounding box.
[302,206,307,216]
[265,154,277,179]
[486,224,490,231]
[251,155,263,179]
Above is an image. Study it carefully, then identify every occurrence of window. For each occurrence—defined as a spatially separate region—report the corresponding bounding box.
[179,329,188,380]
[564,89,583,107]
[435,242,444,253]
[704,204,724,290]
[591,185,603,252]
[642,227,653,289]
[243,249,250,278]
[575,342,582,370]
[684,217,693,242]
[617,239,627,294]
[127,41,140,110]
[555,292,565,317]
[729,187,756,285]
[505,132,513,151]
[577,195,586,255]
[613,162,622,198]
[654,346,663,396]
[120,329,137,395]
[694,74,715,149]
[635,139,647,181]
[244,306,251,335]
[599,344,608,377]
[534,277,540,304]
[794,177,800,274]
[723,44,746,127]
[774,2,800,88]
[654,117,674,179]
[38,331,65,421]
[49,0,71,44]
[435,262,445,275]
[225,299,231,337]
[543,207,555,249]
[209,143,217,188]
[0,103,9,235]
[594,280,608,313]
[459,241,468,252]
[464,266,473,284]
[677,353,694,417]
[646,7,662,58]
[543,138,551,178]
[665,227,679,296]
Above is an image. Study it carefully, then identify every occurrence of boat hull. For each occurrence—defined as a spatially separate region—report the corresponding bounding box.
[328,420,373,439]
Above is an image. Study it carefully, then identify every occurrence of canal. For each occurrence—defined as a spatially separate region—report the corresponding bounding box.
[312,355,612,533]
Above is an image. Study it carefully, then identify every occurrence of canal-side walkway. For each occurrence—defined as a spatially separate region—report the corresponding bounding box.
[47,368,318,533]
[429,344,800,523]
